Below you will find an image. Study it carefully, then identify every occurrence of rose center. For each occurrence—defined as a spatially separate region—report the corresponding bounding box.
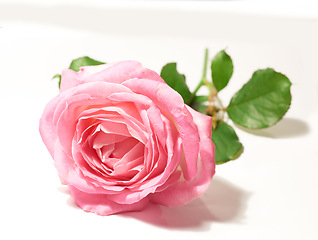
[87,124,145,180]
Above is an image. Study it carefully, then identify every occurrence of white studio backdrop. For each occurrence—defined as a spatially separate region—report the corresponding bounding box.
[0,2,318,240]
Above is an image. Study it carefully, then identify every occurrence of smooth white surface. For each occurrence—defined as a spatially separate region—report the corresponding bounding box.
[1,2,318,240]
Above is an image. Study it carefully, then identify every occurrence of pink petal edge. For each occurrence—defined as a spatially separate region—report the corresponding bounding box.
[149,106,215,207]
[69,186,149,216]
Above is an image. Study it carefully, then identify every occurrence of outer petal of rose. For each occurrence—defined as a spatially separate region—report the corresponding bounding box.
[79,61,165,84]
[60,69,81,92]
[122,78,200,181]
[53,140,76,184]
[149,107,215,207]
[69,186,149,216]
[39,92,67,158]
[59,61,165,92]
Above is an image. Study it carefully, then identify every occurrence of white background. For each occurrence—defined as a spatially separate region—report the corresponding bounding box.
[1,1,318,239]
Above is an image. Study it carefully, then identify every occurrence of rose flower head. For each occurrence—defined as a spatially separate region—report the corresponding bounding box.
[39,61,215,215]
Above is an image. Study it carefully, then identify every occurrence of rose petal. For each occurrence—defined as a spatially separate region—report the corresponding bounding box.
[92,131,128,148]
[76,109,147,144]
[52,140,75,184]
[106,134,182,205]
[112,137,140,158]
[122,79,200,181]
[69,186,149,216]
[55,82,132,157]
[112,142,144,175]
[39,92,66,157]
[66,157,126,193]
[79,61,165,85]
[60,61,165,92]
[60,69,80,92]
[149,106,215,207]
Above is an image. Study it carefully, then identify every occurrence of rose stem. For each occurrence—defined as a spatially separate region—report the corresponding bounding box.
[190,48,209,102]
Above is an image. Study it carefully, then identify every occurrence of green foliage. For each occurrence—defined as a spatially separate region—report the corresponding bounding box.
[212,122,243,164]
[160,53,291,164]
[211,50,233,92]
[160,63,192,105]
[52,74,61,88]
[227,68,292,129]
[69,56,105,72]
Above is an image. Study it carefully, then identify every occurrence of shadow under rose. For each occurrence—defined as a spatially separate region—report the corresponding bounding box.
[235,117,310,138]
[120,176,251,231]
[57,176,250,230]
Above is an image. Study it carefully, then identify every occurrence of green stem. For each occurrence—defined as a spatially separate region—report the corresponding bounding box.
[189,49,209,103]
[201,48,209,83]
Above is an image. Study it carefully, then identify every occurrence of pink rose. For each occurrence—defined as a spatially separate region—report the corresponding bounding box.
[40,61,215,215]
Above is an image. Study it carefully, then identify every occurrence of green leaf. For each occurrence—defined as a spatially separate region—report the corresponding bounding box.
[52,74,62,88]
[192,95,208,103]
[69,56,105,72]
[160,63,192,105]
[212,122,243,164]
[190,95,209,114]
[211,50,233,92]
[227,68,292,129]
